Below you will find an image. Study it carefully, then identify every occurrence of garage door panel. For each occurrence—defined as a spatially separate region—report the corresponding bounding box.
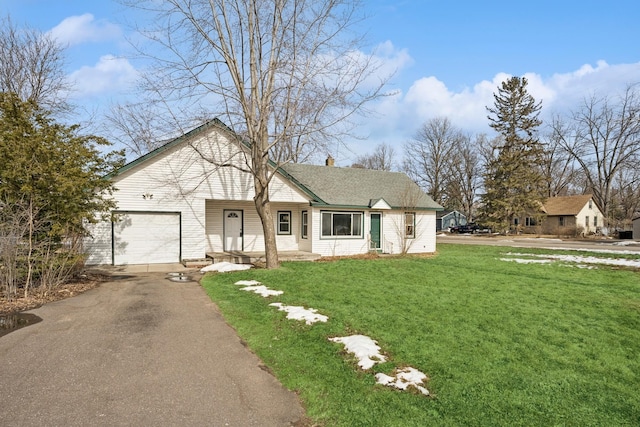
[113,213,180,265]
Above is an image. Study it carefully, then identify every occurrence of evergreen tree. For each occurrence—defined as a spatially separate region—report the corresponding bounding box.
[479,77,547,233]
[0,93,123,237]
[0,92,124,297]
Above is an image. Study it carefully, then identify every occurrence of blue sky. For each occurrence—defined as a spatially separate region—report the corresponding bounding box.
[3,0,640,164]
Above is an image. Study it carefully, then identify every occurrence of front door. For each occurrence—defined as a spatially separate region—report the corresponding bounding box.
[224,210,243,251]
[370,213,381,251]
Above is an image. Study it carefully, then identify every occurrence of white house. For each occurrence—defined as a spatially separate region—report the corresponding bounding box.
[633,216,640,240]
[85,119,442,265]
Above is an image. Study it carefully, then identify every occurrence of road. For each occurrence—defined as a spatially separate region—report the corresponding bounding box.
[0,271,305,426]
[438,234,640,253]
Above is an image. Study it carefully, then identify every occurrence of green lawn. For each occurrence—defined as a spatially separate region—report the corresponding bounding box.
[201,244,640,426]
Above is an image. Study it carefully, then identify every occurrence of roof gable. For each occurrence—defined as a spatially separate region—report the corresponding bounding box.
[437,210,466,220]
[369,198,392,210]
[108,118,237,179]
[543,195,596,216]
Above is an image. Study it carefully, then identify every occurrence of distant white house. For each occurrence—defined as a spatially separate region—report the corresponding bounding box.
[633,216,640,240]
[84,119,442,265]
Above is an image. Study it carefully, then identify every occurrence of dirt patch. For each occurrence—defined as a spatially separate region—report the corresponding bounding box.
[0,272,110,316]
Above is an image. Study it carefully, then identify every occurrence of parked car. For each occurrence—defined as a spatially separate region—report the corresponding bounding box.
[450,223,491,234]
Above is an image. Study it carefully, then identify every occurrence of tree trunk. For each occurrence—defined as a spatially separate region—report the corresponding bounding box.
[252,151,279,269]
[254,191,279,269]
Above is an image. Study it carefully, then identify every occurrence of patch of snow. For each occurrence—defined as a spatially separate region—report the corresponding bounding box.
[499,258,552,264]
[201,262,252,273]
[613,240,639,246]
[375,367,430,396]
[234,280,262,286]
[503,252,640,268]
[328,335,386,370]
[269,303,328,325]
[240,285,284,297]
[540,247,639,256]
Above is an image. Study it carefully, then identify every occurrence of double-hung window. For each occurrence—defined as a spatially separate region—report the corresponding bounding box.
[405,212,415,238]
[321,211,363,237]
[301,211,308,239]
[278,211,291,235]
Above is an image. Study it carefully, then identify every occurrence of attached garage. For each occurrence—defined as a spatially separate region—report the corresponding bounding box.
[112,212,181,265]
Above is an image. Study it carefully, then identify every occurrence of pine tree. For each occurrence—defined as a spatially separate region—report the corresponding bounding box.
[479,77,547,233]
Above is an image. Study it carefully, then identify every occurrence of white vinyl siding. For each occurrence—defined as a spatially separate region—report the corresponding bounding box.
[85,129,309,264]
[308,208,436,256]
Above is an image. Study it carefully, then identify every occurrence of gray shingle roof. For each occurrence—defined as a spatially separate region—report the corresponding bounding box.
[280,163,442,210]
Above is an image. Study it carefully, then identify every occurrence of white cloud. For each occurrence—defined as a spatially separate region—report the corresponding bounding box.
[69,55,138,97]
[48,14,121,46]
[346,60,640,162]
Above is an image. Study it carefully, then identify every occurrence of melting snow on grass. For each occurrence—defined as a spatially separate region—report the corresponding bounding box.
[269,303,328,325]
[329,335,386,370]
[376,367,430,396]
[330,335,430,395]
[234,280,262,286]
[233,281,431,396]
[201,262,252,273]
[234,280,283,297]
[500,258,552,264]
[501,252,640,268]
[239,285,283,297]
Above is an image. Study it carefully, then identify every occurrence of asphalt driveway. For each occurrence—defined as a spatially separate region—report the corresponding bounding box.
[0,270,305,426]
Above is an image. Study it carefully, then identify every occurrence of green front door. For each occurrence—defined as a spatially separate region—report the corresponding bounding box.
[370,213,381,251]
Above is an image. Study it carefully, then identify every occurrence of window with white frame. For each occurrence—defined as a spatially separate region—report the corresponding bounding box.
[585,216,589,228]
[301,211,308,239]
[405,212,415,238]
[278,211,291,235]
[525,217,537,227]
[321,211,363,237]
[594,216,598,227]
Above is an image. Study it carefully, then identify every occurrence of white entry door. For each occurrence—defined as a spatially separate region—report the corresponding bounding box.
[224,210,243,251]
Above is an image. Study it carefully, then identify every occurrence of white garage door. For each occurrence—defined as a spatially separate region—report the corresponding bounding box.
[113,212,181,265]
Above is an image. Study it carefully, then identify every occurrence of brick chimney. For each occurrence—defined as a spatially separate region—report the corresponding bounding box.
[325,155,335,167]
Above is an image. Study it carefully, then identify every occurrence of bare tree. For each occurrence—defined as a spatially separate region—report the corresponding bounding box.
[123,0,386,268]
[352,143,396,170]
[551,85,640,225]
[0,16,70,114]
[105,101,180,157]
[609,166,640,230]
[403,117,463,206]
[542,126,580,197]
[444,134,484,221]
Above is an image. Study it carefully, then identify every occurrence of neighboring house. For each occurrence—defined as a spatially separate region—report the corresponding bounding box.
[436,210,467,231]
[540,195,603,235]
[633,216,640,240]
[85,119,443,265]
